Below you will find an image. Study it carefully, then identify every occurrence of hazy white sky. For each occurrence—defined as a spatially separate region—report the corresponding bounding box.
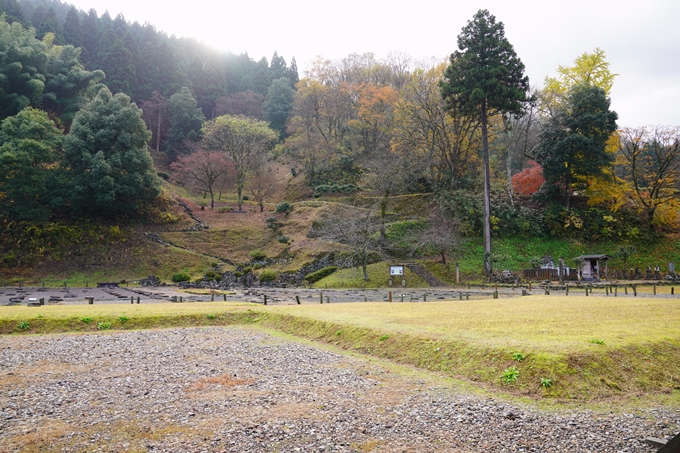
[66,0,679,127]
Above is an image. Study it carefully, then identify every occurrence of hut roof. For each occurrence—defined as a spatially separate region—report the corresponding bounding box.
[576,254,610,261]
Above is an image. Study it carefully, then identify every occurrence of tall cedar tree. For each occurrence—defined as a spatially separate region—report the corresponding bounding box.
[532,83,618,209]
[63,87,161,216]
[62,6,82,48]
[102,38,136,97]
[440,9,530,276]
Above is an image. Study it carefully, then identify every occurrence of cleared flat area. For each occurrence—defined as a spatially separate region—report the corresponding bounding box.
[0,327,674,453]
[3,294,680,351]
[3,294,680,402]
[266,296,680,351]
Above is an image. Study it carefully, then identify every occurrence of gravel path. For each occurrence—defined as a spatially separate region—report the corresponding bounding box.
[0,327,676,452]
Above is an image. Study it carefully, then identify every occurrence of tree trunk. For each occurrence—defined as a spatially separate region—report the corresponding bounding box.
[237,185,243,210]
[156,106,161,153]
[481,101,493,277]
[379,190,389,242]
[361,252,369,281]
[507,147,515,209]
[441,250,447,265]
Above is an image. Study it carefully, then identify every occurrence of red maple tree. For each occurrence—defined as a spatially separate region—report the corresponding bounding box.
[512,161,544,196]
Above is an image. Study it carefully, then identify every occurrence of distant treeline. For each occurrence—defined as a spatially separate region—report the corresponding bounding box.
[1,0,298,119]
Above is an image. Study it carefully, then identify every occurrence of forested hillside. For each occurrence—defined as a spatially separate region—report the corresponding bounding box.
[0,2,678,284]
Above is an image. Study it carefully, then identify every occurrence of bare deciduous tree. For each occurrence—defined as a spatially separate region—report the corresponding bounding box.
[171,150,231,210]
[248,164,278,212]
[319,206,383,281]
[411,208,461,265]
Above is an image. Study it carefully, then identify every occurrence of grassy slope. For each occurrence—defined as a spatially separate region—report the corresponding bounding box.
[315,262,429,289]
[3,296,679,405]
[5,145,680,284]
[418,235,680,284]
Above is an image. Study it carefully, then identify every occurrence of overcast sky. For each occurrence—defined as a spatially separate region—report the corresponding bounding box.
[66,0,679,128]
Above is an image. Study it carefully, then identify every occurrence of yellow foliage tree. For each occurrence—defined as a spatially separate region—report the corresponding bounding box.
[541,48,617,116]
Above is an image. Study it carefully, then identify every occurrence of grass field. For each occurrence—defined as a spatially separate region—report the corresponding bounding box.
[2,294,679,405]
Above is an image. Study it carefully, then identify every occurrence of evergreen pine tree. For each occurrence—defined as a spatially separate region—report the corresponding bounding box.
[440,9,530,276]
[253,57,271,95]
[101,38,136,97]
[112,13,127,38]
[38,7,64,44]
[0,0,28,27]
[265,77,294,138]
[270,51,286,79]
[62,6,82,48]
[79,8,100,68]
[287,56,299,87]
[167,86,205,156]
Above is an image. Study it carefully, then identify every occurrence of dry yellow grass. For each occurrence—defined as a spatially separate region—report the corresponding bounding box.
[265,296,680,352]
[0,301,253,321]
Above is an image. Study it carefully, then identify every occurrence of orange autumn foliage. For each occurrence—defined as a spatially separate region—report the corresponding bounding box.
[512,161,544,195]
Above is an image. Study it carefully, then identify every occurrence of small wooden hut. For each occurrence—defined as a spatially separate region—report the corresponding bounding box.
[575,254,610,281]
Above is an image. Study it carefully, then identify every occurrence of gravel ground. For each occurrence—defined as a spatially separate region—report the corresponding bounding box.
[0,327,677,452]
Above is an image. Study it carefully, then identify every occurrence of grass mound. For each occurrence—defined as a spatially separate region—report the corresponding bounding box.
[315,262,429,288]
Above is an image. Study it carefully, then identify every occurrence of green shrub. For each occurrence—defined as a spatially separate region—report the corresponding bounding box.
[259,269,278,283]
[253,264,262,270]
[81,317,93,324]
[217,207,232,213]
[241,267,253,274]
[502,366,520,383]
[265,217,278,224]
[17,321,30,330]
[249,250,267,260]
[512,352,525,362]
[276,201,292,214]
[157,171,170,180]
[207,314,216,320]
[540,378,553,388]
[205,270,222,281]
[118,316,129,324]
[278,235,289,244]
[171,272,191,283]
[97,322,111,330]
[304,266,338,284]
